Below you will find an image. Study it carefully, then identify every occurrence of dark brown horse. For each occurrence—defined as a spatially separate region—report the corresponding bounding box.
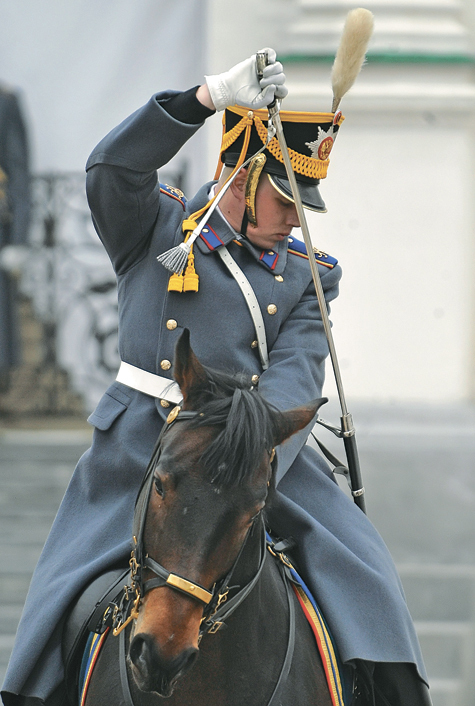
[84,331,346,706]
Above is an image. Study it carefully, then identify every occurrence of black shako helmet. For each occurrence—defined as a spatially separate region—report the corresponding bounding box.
[215,105,344,218]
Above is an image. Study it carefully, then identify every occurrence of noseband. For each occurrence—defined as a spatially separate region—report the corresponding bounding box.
[111,405,268,638]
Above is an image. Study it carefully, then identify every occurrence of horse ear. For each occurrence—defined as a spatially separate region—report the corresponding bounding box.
[274,398,328,447]
[174,329,208,408]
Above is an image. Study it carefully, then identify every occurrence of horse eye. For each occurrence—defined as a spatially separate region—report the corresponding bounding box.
[154,476,164,497]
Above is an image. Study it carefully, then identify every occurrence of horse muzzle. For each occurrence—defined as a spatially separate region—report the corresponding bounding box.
[129,632,198,697]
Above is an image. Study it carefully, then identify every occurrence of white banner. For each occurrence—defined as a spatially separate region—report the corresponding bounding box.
[0,0,207,193]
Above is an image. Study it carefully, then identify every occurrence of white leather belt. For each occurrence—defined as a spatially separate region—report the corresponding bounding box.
[116,361,183,404]
[218,246,269,370]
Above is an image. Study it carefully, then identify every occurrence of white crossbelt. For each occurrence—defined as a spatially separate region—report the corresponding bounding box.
[116,361,183,404]
[116,246,269,400]
[218,246,269,370]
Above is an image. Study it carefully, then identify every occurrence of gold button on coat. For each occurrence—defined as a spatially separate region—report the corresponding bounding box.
[251,340,258,349]
[275,275,284,282]
[267,304,277,315]
[160,399,170,408]
[160,360,172,371]
[251,374,260,384]
[166,319,177,330]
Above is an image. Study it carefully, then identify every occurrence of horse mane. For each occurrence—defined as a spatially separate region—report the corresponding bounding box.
[186,366,286,488]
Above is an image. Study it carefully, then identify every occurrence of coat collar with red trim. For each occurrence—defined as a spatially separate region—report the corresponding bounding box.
[186,182,288,276]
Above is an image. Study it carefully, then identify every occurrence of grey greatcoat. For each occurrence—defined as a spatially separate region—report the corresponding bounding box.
[2,92,426,705]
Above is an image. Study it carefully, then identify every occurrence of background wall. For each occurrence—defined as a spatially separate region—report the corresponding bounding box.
[0,0,207,192]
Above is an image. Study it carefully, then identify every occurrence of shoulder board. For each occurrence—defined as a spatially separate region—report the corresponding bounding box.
[159,183,187,210]
[287,237,338,269]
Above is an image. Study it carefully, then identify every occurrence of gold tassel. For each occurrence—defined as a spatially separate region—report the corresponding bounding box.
[183,250,199,292]
[168,272,184,292]
[182,218,198,234]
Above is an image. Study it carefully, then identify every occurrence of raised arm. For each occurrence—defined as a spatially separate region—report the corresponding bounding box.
[85,91,209,273]
[85,50,286,273]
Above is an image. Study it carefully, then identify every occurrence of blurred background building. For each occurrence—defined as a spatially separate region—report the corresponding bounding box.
[0,1,474,704]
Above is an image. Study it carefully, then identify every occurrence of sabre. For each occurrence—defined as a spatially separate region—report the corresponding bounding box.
[256,9,373,513]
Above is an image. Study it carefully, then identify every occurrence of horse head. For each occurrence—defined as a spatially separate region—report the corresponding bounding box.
[127,330,325,697]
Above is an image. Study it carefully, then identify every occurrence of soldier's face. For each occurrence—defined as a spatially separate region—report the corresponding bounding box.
[246,175,300,250]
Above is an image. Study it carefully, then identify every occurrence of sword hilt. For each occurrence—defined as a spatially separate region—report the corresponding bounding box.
[256,51,277,111]
[255,52,267,81]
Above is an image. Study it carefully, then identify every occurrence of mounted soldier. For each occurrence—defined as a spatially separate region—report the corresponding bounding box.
[2,41,432,706]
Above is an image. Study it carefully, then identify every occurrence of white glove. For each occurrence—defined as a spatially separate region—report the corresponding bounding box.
[205,48,288,112]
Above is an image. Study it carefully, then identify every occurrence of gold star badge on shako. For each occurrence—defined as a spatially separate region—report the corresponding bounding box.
[305,111,342,162]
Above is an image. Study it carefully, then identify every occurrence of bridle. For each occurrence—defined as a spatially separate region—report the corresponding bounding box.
[111,405,269,639]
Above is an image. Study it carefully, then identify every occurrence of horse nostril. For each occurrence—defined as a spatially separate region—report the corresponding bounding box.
[174,646,198,681]
[129,635,150,678]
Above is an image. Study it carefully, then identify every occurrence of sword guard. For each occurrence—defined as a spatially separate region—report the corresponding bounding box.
[316,416,343,438]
